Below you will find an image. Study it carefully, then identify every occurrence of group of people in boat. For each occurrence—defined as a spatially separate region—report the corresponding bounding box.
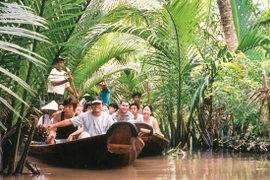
[37,56,162,144]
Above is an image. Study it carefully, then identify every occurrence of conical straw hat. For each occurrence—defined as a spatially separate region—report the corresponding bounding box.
[41,100,58,111]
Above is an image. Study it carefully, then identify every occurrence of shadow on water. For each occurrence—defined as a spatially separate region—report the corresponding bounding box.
[1,149,269,180]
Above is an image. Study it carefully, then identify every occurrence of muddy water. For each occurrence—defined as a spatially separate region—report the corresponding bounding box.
[1,150,269,180]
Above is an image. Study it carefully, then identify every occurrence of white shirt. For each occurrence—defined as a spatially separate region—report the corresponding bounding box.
[47,68,70,95]
[37,114,53,126]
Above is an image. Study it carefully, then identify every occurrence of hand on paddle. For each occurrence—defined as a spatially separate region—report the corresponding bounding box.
[65,67,79,100]
[72,91,79,99]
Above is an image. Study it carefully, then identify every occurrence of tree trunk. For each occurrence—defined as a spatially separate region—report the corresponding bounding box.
[217,0,239,50]
[0,129,3,172]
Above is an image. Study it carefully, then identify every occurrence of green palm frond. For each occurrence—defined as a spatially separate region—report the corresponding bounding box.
[0,2,48,115]
[73,35,139,90]
[0,2,47,27]
[237,29,269,52]
[231,0,269,56]
[81,60,141,95]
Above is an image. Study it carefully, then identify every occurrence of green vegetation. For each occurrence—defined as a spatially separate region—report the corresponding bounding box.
[0,0,269,175]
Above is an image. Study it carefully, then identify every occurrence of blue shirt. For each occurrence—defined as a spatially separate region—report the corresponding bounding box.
[100,89,110,105]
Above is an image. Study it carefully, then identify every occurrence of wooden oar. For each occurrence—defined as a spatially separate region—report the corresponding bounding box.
[66,67,78,99]
[146,79,150,104]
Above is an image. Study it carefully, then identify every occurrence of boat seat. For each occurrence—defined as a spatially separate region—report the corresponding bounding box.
[134,122,154,135]
[107,144,131,154]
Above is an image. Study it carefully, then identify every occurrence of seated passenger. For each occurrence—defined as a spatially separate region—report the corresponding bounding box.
[102,103,109,114]
[129,103,142,122]
[83,101,92,112]
[137,104,162,134]
[47,96,114,139]
[108,102,118,115]
[75,103,83,116]
[46,97,78,144]
[58,102,64,111]
[37,100,58,127]
[111,99,134,122]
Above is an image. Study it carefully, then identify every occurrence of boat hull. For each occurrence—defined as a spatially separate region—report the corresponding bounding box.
[30,122,144,168]
[135,123,169,157]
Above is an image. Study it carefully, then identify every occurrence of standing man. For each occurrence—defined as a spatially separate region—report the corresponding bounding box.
[47,56,78,103]
[111,99,134,122]
[47,96,114,139]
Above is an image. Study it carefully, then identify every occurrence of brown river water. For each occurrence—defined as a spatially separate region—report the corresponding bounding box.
[1,150,269,180]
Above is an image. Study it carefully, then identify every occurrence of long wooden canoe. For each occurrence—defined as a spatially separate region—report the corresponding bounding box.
[135,122,170,157]
[29,122,144,168]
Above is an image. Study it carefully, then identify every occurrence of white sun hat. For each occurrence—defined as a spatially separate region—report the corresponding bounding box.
[41,100,58,111]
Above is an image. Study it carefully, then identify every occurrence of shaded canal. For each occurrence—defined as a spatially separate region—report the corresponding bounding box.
[1,150,269,180]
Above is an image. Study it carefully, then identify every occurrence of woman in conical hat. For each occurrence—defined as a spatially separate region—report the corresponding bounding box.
[37,100,58,127]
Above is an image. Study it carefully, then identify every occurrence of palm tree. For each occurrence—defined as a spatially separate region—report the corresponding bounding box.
[217,0,239,50]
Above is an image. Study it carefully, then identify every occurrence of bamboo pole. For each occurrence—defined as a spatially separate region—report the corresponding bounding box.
[66,67,78,100]
[146,79,150,104]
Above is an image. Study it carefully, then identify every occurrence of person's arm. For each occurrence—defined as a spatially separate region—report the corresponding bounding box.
[50,79,70,86]
[152,117,161,134]
[66,125,83,142]
[65,86,79,99]
[46,116,73,144]
[47,118,73,131]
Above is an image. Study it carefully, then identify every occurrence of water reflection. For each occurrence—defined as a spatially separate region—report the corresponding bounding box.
[1,150,269,180]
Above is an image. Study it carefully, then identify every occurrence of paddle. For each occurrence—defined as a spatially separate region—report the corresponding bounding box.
[146,79,150,104]
[66,67,78,100]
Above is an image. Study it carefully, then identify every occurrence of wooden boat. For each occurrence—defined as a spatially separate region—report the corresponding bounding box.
[29,121,144,168]
[135,122,170,157]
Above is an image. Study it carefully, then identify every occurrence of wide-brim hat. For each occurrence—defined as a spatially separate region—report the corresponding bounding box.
[41,100,58,111]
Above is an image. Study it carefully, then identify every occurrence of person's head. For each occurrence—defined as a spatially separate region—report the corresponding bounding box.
[91,96,103,115]
[132,92,141,104]
[62,97,78,116]
[55,56,65,70]
[108,103,118,115]
[83,102,92,112]
[129,103,140,116]
[119,99,130,114]
[41,100,58,115]
[102,103,109,113]
[58,103,64,111]
[82,93,91,101]
[142,104,153,117]
[75,103,83,115]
